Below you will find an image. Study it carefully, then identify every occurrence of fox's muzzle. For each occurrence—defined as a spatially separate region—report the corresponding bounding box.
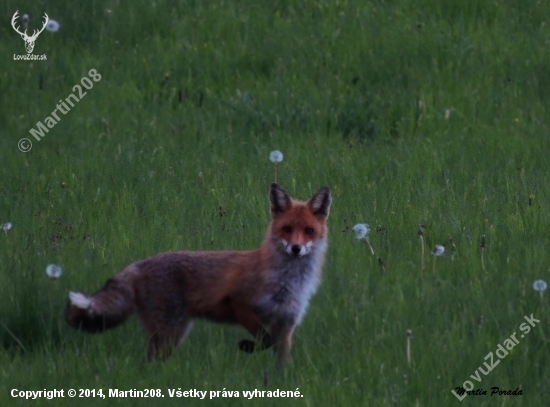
[291,245,302,255]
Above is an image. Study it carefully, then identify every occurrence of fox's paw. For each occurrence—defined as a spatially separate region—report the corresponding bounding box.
[238,339,256,353]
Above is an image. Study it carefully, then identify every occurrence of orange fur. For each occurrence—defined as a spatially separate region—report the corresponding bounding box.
[66,183,331,366]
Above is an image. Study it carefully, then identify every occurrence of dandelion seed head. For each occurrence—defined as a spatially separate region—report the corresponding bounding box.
[269,150,283,163]
[45,19,61,32]
[353,223,370,239]
[533,279,548,292]
[432,245,445,256]
[46,264,62,279]
[2,222,12,231]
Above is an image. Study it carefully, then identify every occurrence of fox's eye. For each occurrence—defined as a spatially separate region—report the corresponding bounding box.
[304,227,314,235]
[282,226,292,234]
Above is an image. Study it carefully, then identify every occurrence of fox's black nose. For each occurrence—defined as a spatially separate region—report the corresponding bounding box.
[291,245,302,255]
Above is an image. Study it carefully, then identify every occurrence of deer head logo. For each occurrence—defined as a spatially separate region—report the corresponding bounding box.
[12,11,49,54]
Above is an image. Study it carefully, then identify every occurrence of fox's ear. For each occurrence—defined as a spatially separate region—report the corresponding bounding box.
[270,183,292,216]
[307,187,332,218]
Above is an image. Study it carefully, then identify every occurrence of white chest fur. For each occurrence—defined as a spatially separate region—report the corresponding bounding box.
[257,239,327,326]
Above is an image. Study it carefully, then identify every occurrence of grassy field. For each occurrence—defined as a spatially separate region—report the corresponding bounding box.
[1,0,549,405]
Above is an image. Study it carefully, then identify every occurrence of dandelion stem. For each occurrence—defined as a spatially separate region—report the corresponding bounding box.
[378,257,386,274]
[366,238,375,255]
[406,331,412,366]
[432,256,437,274]
[407,338,411,366]
[420,235,425,270]
[274,163,278,183]
[0,320,26,353]
[481,235,486,270]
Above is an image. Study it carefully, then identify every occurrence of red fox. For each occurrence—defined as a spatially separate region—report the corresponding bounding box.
[66,183,331,366]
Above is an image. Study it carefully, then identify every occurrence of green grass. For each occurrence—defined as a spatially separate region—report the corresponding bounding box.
[1,0,549,405]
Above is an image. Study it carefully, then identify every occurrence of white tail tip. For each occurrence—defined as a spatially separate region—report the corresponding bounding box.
[69,292,91,309]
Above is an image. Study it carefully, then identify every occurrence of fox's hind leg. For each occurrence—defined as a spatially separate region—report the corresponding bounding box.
[133,273,194,361]
[146,318,193,361]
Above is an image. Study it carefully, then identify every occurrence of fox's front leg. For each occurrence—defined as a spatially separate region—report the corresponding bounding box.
[271,323,295,367]
[238,331,272,353]
[231,301,272,353]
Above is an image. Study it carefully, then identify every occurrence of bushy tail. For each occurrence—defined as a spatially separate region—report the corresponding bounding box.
[65,276,135,333]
